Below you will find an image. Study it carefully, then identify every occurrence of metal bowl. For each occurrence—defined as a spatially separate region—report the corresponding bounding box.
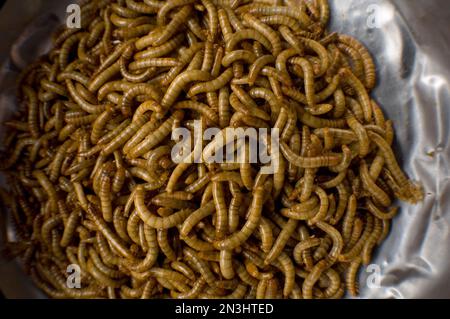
[0,0,449,298]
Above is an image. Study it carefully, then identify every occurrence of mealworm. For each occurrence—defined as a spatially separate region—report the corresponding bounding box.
[188,68,234,97]
[214,185,267,250]
[161,70,212,110]
[264,218,298,265]
[244,5,313,29]
[280,142,340,168]
[242,13,282,55]
[361,216,382,265]
[225,29,272,53]
[135,185,192,229]
[135,33,185,59]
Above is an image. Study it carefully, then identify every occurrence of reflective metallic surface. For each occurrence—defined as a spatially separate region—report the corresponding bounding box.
[0,0,449,298]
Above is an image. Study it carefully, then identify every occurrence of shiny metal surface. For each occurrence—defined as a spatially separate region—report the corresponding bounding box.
[0,0,449,298]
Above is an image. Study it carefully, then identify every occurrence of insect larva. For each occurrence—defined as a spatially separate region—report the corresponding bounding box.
[132,110,185,159]
[128,57,179,71]
[300,37,330,77]
[86,259,125,288]
[224,6,244,32]
[301,259,327,299]
[188,68,234,97]
[235,261,259,287]
[338,68,372,122]
[361,217,382,265]
[123,118,161,154]
[338,34,376,90]
[327,145,352,174]
[244,5,313,29]
[171,261,196,282]
[212,181,228,239]
[111,2,142,18]
[366,199,398,220]
[173,101,219,123]
[200,0,219,41]
[135,33,185,60]
[130,225,160,272]
[112,206,131,244]
[154,6,194,46]
[135,185,193,229]
[339,214,374,262]
[337,42,364,82]
[48,139,73,182]
[85,204,133,260]
[97,81,132,101]
[115,23,154,40]
[269,252,294,297]
[214,184,267,250]
[264,219,298,265]
[66,80,105,114]
[225,29,272,53]
[329,182,349,226]
[280,142,340,168]
[346,111,369,157]
[345,256,361,297]
[157,229,177,261]
[125,0,160,13]
[322,268,342,298]
[219,250,235,280]
[32,170,59,214]
[155,0,193,25]
[99,114,150,156]
[126,210,141,245]
[341,194,357,244]
[226,184,242,234]
[256,278,269,299]
[221,50,256,68]
[110,13,152,29]
[242,13,282,55]
[89,248,123,279]
[280,24,304,54]
[59,32,85,69]
[216,86,231,128]
[161,70,212,110]
[121,83,161,116]
[360,160,391,207]
[315,221,343,262]
[60,209,80,248]
[180,200,215,238]
[21,85,40,138]
[293,238,321,265]
[369,131,422,202]
[248,87,283,120]
[183,247,216,286]
[291,57,316,109]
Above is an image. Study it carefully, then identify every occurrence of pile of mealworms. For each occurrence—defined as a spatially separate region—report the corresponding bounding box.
[0,0,423,299]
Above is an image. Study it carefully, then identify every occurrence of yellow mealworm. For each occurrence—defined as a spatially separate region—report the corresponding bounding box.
[264,219,298,265]
[161,70,212,110]
[225,29,272,53]
[157,229,177,261]
[188,68,234,97]
[361,217,382,265]
[135,185,192,229]
[128,110,184,159]
[242,12,282,55]
[360,160,391,207]
[280,142,340,168]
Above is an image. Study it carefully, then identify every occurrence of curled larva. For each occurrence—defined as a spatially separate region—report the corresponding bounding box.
[161,70,212,110]
[188,68,234,97]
